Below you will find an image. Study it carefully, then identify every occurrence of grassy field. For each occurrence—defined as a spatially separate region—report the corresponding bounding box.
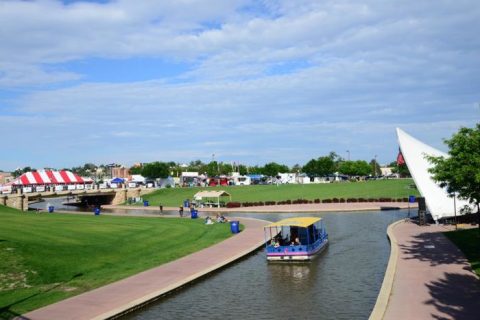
[0,205,232,317]
[444,228,480,277]
[142,179,419,207]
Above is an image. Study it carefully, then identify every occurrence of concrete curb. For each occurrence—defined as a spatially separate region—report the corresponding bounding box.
[369,219,404,320]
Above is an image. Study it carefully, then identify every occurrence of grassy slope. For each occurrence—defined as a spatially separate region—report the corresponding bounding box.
[444,228,480,277]
[0,206,232,315]
[143,179,419,207]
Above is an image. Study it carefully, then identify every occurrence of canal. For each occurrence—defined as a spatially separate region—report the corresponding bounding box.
[30,199,409,319]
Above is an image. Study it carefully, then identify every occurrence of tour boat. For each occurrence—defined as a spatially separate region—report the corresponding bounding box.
[264,217,328,261]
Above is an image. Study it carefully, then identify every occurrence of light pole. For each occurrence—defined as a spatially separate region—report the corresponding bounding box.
[346,150,350,161]
[374,155,378,176]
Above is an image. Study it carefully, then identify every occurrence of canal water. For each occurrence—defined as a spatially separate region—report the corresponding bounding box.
[30,199,409,319]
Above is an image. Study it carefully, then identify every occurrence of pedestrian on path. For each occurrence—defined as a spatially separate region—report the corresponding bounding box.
[179,206,183,217]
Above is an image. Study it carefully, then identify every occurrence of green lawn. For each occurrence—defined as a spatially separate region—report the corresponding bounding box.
[0,205,232,317]
[142,179,419,207]
[444,228,480,277]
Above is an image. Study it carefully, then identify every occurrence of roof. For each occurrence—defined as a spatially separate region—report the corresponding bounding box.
[193,190,231,198]
[265,217,322,228]
[13,170,90,185]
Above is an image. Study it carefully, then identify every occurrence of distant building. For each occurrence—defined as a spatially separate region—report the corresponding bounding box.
[0,172,13,184]
[112,166,130,179]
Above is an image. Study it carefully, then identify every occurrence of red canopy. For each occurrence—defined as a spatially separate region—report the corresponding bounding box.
[13,170,92,185]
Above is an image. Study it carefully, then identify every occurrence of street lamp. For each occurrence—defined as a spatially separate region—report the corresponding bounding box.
[374,155,378,176]
[346,150,350,161]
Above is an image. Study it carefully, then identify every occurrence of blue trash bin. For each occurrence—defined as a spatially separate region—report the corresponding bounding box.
[230,221,240,234]
[183,199,190,208]
[143,200,149,207]
[48,206,54,213]
[94,207,101,215]
[191,209,198,219]
[408,195,416,203]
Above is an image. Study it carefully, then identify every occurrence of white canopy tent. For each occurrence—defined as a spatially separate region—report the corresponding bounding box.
[396,128,473,221]
[193,190,231,207]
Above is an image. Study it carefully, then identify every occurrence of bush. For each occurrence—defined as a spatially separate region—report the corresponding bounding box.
[332,198,339,203]
[226,202,241,208]
[314,199,320,204]
[322,199,332,203]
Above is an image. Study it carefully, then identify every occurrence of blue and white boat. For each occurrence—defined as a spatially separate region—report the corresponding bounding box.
[264,217,328,261]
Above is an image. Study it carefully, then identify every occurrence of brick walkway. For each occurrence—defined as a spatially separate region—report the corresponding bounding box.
[25,217,269,320]
[383,221,480,320]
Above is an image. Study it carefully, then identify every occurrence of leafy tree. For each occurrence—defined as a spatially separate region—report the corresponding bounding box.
[129,165,143,175]
[338,160,371,176]
[291,164,302,174]
[206,161,219,177]
[262,162,289,177]
[12,167,35,178]
[428,123,480,227]
[141,162,170,179]
[388,161,411,177]
[303,156,336,177]
[238,164,248,175]
[369,159,382,176]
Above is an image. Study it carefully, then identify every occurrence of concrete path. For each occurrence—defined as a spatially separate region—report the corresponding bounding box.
[383,221,480,320]
[25,217,269,320]
[107,201,416,213]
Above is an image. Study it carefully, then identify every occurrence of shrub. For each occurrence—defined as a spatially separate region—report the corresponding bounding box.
[226,202,241,208]
[322,199,332,203]
[332,198,339,203]
[314,199,320,204]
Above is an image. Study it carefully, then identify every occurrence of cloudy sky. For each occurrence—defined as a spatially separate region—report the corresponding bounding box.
[1,0,479,171]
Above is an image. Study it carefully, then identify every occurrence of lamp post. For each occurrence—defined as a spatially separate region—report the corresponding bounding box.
[346,150,350,161]
[374,155,378,176]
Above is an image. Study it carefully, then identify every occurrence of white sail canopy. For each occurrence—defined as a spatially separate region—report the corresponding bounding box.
[396,128,472,220]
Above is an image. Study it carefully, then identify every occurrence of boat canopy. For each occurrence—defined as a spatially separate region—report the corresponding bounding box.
[265,217,322,228]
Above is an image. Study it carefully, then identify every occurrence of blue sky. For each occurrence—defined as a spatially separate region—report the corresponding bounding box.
[1,0,479,171]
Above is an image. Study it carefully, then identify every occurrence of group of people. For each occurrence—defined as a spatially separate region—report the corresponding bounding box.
[271,235,301,248]
[204,214,228,225]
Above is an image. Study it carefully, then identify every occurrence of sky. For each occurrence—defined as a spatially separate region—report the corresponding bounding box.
[1,0,479,171]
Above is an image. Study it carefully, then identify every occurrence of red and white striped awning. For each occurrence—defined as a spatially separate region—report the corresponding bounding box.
[13,170,92,185]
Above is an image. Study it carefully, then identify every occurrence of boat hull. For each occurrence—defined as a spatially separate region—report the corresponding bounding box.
[267,239,328,262]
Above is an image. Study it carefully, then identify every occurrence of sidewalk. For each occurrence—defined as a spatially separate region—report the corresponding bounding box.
[106,201,417,213]
[383,221,480,320]
[25,217,269,320]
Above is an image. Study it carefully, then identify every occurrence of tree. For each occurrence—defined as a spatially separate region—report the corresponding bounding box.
[141,162,170,179]
[338,160,371,176]
[262,162,289,177]
[302,156,336,177]
[206,161,219,177]
[388,161,411,177]
[129,165,143,175]
[428,123,480,228]
[369,159,382,176]
[12,167,35,178]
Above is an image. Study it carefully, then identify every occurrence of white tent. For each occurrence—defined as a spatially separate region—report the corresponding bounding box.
[396,128,473,221]
[193,190,231,207]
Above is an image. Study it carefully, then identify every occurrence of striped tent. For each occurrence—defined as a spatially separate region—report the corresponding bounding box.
[13,170,92,185]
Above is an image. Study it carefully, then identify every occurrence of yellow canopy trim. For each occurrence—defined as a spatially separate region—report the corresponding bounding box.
[265,217,322,228]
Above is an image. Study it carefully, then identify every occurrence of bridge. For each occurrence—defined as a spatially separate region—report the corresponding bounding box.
[0,187,153,211]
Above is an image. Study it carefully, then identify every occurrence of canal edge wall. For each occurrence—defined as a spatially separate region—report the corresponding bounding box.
[369,219,404,320]
[98,217,268,320]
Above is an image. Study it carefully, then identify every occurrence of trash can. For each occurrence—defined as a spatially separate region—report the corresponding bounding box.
[408,195,416,203]
[230,221,240,234]
[94,207,101,215]
[48,206,54,213]
[183,199,190,208]
[191,209,198,219]
[143,200,149,207]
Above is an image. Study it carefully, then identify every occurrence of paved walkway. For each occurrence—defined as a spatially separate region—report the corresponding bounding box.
[383,221,480,320]
[107,201,416,213]
[25,217,269,320]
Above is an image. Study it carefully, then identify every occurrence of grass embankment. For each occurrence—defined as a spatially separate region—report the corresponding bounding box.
[142,179,419,207]
[444,228,480,277]
[0,205,232,316]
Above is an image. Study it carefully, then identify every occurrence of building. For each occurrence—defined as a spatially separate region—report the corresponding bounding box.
[112,166,130,179]
[0,172,13,184]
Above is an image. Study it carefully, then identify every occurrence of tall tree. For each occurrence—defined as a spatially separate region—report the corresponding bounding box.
[262,162,289,177]
[141,162,170,179]
[428,123,480,228]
